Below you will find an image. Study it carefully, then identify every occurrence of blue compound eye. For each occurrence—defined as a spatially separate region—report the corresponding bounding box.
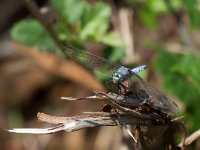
[112,72,124,83]
[112,72,118,77]
[117,74,122,78]
[114,73,122,80]
[112,73,115,77]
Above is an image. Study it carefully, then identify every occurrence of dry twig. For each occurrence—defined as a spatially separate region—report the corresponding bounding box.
[7,112,155,134]
[179,129,200,148]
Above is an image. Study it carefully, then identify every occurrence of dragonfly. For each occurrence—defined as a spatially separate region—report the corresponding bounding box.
[60,43,178,115]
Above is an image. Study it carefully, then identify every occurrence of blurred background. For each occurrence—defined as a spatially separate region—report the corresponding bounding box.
[1,0,200,149]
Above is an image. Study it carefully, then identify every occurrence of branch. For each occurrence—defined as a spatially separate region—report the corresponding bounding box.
[179,129,200,148]
[7,112,155,134]
[61,91,160,120]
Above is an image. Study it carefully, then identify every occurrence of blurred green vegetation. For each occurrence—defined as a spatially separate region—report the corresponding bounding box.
[11,20,58,52]
[11,0,124,57]
[154,47,200,131]
[10,0,200,133]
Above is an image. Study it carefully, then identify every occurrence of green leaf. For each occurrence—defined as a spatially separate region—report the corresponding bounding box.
[138,0,182,28]
[11,19,58,52]
[50,0,88,24]
[154,47,200,131]
[182,0,200,28]
[79,2,111,41]
[106,47,125,62]
[150,0,168,13]
[100,32,124,47]
[139,5,157,28]
[51,0,122,47]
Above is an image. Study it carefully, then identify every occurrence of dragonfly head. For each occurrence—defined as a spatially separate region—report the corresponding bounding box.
[112,72,124,83]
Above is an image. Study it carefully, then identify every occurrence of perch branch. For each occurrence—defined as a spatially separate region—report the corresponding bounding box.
[7,112,155,134]
[61,91,159,120]
[179,129,200,148]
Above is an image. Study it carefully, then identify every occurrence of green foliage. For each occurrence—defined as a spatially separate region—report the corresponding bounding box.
[79,2,111,39]
[132,0,178,28]
[104,46,125,62]
[50,0,88,24]
[154,48,200,131]
[11,20,58,52]
[11,0,124,56]
[127,0,200,29]
[10,0,200,133]
[139,5,157,28]
[50,0,123,47]
[126,0,184,29]
[182,0,200,28]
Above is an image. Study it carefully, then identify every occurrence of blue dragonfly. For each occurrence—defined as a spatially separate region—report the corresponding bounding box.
[61,44,178,115]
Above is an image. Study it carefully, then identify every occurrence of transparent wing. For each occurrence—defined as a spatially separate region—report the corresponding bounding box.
[61,44,122,77]
[128,73,178,115]
[106,80,120,94]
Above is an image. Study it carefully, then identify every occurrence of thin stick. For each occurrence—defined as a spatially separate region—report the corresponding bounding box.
[7,112,155,134]
[179,129,200,147]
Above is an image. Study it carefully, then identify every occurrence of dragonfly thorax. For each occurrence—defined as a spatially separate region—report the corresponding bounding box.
[112,66,132,83]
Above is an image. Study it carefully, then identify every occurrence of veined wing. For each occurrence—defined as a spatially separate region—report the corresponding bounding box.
[61,44,122,77]
[128,73,178,115]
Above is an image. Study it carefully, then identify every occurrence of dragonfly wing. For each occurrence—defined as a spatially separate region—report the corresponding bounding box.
[127,79,149,99]
[106,80,119,94]
[61,44,122,77]
[128,73,178,115]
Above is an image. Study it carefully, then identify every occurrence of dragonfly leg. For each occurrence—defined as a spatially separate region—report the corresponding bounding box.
[119,83,131,95]
[116,83,128,98]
